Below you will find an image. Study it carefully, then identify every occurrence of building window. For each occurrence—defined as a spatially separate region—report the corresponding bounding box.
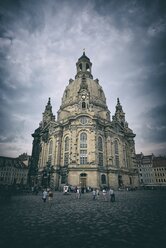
[86,63,90,71]
[80,133,87,148]
[98,137,103,151]
[82,101,86,109]
[64,136,69,166]
[114,140,119,167]
[80,150,87,164]
[98,136,103,166]
[64,153,69,166]
[79,63,82,71]
[65,137,69,151]
[115,140,119,154]
[99,153,103,166]
[101,174,106,184]
[115,155,119,167]
[49,140,53,154]
[80,132,87,164]
[48,140,53,164]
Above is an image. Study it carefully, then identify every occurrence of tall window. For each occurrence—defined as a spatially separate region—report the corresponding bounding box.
[79,63,82,71]
[65,137,69,151]
[98,137,103,151]
[48,140,53,164]
[101,174,106,184]
[86,63,90,71]
[114,140,119,167]
[64,136,69,166]
[80,132,87,164]
[98,136,103,166]
[82,101,86,109]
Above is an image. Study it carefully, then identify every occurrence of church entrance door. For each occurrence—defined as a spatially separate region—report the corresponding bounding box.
[80,173,87,188]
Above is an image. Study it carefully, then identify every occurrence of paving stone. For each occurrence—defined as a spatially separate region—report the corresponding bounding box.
[0,190,166,248]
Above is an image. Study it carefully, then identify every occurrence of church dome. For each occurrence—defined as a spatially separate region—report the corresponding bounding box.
[60,52,107,111]
[60,77,107,110]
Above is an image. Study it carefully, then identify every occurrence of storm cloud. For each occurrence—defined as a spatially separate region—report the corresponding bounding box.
[0,0,166,157]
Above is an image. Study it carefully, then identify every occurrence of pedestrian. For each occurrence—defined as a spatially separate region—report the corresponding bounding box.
[42,189,48,202]
[48,190,53,201]
[109,188,115,202]
[31,186,34,194]
[102,188,107,201]
[76,187,81,199]
[92,188,96,200]
[48,189,53,207]
[96,188,100,200]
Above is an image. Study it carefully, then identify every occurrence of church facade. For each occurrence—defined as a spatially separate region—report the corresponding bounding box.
[30,52,139,190]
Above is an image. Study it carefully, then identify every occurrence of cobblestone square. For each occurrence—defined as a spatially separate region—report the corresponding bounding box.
[0,190,166,248]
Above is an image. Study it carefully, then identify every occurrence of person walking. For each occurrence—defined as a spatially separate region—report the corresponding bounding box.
[48,189,53,208]
[109,188,115,202]
[76,187,81,199]
[92,188,96,200]
[42,189,48,203]
[96,188,100,200]
[102,188,107,201]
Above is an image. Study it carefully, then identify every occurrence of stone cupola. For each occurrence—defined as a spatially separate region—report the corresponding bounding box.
[75,51,93,79]
[58,52,109,121]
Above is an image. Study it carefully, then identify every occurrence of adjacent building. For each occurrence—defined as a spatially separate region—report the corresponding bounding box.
[153,156,166,187]
[30,52,139,190]
[0,155,29,187]
[136,153,166,188]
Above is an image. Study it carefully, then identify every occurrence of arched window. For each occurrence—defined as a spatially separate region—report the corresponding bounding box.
[80,132,87,164]
[98,136,103,166]
[48,140,53,164]
[114,140,119,154]
[49,140,53,155]
[64,136,69,166]
[82,101,86,109]
[80,133,87,148]
[86,63,90,71]
[98,137,103,151]
[114,140,119,167]
[65,136,69,151]
[101,174,106,184]
[79,63,82,71]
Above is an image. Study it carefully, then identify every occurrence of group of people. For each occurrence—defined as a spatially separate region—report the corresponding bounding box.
[42,188,53,203]
[74,187,115,202]
[92,188,115,202]
[41,187,115,203]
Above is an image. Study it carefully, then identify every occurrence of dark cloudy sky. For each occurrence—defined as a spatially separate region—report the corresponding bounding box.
[0,0,166,157]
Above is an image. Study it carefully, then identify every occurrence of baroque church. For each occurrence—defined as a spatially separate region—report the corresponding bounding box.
[30,52,139,190]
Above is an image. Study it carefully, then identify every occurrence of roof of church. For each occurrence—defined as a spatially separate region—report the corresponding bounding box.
[60,52,107,110]
[78,51,90,61]
[61,77,107,110]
